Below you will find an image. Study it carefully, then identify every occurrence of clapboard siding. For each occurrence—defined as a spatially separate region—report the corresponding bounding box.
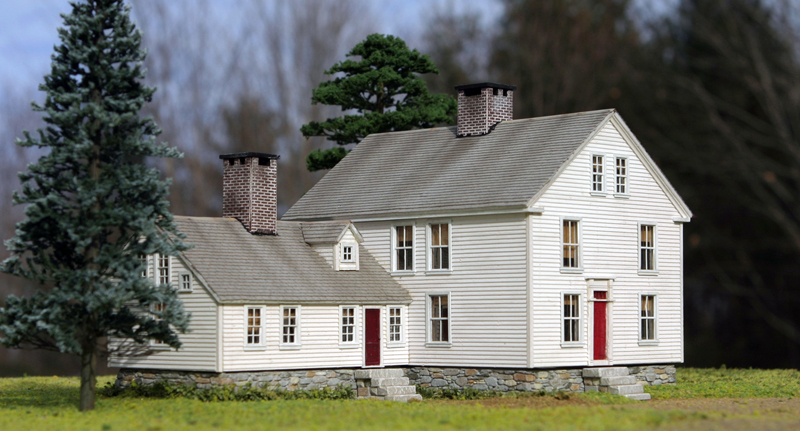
[221,305,409,371]
[109,255,219,371]
[356,214,529,368]
[530,121,684,367]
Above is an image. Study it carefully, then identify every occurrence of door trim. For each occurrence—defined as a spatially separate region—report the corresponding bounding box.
[363,307,382,367]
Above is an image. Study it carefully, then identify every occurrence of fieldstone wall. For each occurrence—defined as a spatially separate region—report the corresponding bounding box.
[405,367,584,392]
[627,365,677,386]
[115,368,356,391]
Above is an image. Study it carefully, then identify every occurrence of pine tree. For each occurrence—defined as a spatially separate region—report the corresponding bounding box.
[0,0,189,411]
[300,34,457,171]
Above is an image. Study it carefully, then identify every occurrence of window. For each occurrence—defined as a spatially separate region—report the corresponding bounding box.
[615,157,628,194]
[429,294,449,343]
[389,307,402,343]
[246,307,263,346]
[562,220,580,268]
[592,155,604,192]
[429,223,450,271]
[394,226,413,272]
[139,254,148,278]
[179,273,192,292]
[640,224,656,271]
[158,254,170,285]
[640,295,656,341]
[281,307,298,345]
[340,307,355,343]
[563,294,580,343]
[152,302,167,346]
[341,244,353,262]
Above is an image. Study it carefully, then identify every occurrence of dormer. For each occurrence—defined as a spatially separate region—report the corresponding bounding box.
[300,221,364,271]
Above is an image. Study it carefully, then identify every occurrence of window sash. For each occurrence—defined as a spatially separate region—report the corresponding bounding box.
[615,157,628,194]
[341,245,353,262]
[389,307,402,342]
[641,295,656,340]
[180,273,191,291]
[430,224,450,270]
[562,220,579,268]
[139,254,148,278]
[152,302,167,345]
[282,307,297,344]
[341,307,355,343]
[592,155,604,192]
[563,294,580,342]
[430,295,449,342]
[394,226,413,271]
[247,307,262,345]
[640,225,655,270]
[158,254,170,285]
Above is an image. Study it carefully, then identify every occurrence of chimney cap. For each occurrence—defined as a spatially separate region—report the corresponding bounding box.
[454,82,517,92]
[219,152,280,160]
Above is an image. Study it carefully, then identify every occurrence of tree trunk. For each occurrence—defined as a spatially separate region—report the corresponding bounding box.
[79,340,97,411]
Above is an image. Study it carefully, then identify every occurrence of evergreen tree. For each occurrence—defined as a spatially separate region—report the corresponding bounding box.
[0,0,189,410]
[300,33,457,171]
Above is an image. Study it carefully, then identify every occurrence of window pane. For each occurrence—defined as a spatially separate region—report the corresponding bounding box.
[440,248,449,269]
[440,224,449,246]
[440,320,449,342]
[431,224,441,246]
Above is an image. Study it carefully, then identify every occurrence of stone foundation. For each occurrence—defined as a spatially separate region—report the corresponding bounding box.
[115,368,356,391]
[405,367,584,392]
[628,365,677,386]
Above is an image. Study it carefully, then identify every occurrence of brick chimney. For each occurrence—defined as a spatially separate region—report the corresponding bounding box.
[455,82,516,137]
[219,152,280,235]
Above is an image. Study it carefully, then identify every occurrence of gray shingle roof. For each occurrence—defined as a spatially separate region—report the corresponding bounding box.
[282,109,614,221]
[300,221,352,244]
[175,217,410,304]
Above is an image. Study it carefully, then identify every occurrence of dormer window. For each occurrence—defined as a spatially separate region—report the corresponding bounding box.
[341,244,353,262]
[336,242,359,271]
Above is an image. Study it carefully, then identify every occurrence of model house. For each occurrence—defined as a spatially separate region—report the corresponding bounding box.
[112,83,691,401]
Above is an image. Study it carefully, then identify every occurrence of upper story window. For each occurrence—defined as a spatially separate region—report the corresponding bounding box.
[179,273,192,292]
[340,306,355,344]
[640,294,657,342]
[429,223,450,271]
[615,157,628,194]
[563,293,580,343]
[640,224,656,272]
[281,306,299,346]
[246,307,263,346]
[562,220,580,269]
[158,254,170,285]
[341,244,353,262]
[592,155,604,192]
[389,307,402,343]
[394,226,414,272]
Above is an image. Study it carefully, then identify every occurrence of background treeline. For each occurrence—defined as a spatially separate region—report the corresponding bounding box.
[1,0,799,374]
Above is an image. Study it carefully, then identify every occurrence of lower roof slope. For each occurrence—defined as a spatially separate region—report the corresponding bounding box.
[282,109,614,220]
[175,216,410,304]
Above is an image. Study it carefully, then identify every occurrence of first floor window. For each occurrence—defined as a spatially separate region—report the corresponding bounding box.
[641,295,656,341]
[592,155,604,192]
[282,307,298,344]
[563,294,580,342]
[615,157,628,194]
[389,307,402,342]
[430,295,449,342]
[640,225,655,271]
[562,220,580,268]
[139,254,148,278]
[341,307,355,343]
[158,254,170,285]
[247,307,262,345]
[429,223,450,270]
[394,226,413,271]
[152,302,167,345]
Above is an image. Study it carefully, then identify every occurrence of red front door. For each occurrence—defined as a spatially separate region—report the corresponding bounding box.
[593,291,607,360]
[365,309,381,366]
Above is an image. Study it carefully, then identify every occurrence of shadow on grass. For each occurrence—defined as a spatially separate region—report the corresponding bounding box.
[0,378,80,408]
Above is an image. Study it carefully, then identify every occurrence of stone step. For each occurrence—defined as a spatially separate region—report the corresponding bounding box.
[373,385,417,396]
[625,393,651,401]
[355,368,405,379]
[385,394,423,402]
[600,376,637,386]
[608,384,644,396]
[370,377,410,387]
[583,367,630,378]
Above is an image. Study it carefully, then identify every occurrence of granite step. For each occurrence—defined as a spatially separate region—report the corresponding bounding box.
[370,377,410,387]
[608,384,644,396]
[600,376,637,386]
[373,385,417,397]
[355,368,405,379]
[385,394,423,402]
[625,393,652,401]
[583,367,630,378]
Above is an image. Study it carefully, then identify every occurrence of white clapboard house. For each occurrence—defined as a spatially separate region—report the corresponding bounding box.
[112,83,691,400]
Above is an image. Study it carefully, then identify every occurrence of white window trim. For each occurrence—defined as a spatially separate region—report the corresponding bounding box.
[391,223,416,275]
[426,221,453,274]
[637,222,659,275]
[178,271,193,293]
[334,242,359,271]
[590,153,607,196]
[339,305,359,349]
[279,305,301,349]
[149,302,171,350]
[340,243,355,263]
[638,293,659,345]
[614,156,630,197]
[425,292,452,347]
[561,291,584,348]
[156,253,171,286]
[244,305,266,351]
[560,217,583,274]
[387,305,405,348]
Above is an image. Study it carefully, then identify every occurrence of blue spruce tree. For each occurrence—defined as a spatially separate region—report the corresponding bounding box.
[0,0,189,411]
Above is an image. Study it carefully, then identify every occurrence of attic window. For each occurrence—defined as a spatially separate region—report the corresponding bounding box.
[463,88,480,97]
[341,245,353,262]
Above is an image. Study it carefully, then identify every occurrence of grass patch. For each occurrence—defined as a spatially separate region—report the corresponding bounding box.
[100,379,354,401]
[647,367,800,399]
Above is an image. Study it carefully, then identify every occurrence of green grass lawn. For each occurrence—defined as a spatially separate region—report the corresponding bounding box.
[0,368,797,431]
